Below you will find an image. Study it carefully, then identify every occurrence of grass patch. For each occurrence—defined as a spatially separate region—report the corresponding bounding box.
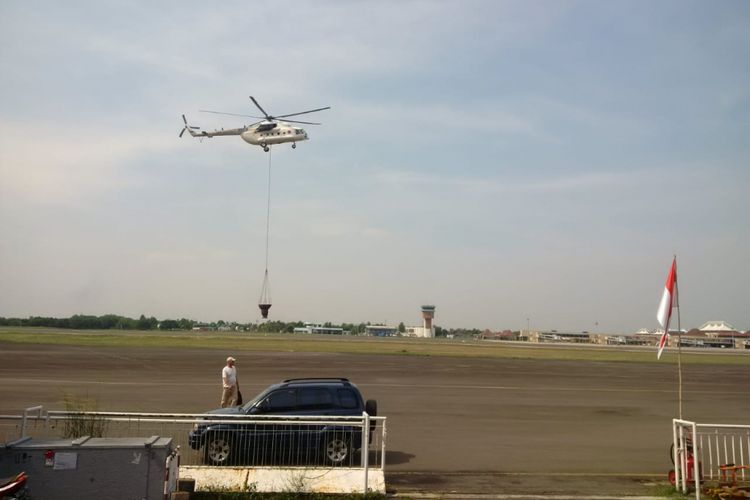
[0,327,748,365]
[60,392,108,438]
[650,483,694,498]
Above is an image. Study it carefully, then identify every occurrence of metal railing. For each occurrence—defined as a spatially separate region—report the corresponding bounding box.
[1,407,386,492]
[673,418,750,499]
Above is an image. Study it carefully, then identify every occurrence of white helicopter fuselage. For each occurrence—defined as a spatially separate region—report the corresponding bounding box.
[241,122,309,147]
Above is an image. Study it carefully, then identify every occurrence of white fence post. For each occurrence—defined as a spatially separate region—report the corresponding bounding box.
[362,411,370,493]
[21,405,43,438]
[381,417,387,471]
[691,422,699,498]
[672,419,679,488]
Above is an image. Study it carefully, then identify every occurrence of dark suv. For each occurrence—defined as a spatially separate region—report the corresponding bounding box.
[188,378,377,466]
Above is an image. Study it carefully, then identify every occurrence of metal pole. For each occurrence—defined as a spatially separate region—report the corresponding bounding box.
[672,419,679,492]
[680,425,687,493]
[362,412,370,493]
[675,255,683,420]
[381,418,387,472]
[692,422,700,500]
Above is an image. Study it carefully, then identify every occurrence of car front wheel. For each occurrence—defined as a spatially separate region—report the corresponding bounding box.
[205,433,233,465]
[323,435,350,465]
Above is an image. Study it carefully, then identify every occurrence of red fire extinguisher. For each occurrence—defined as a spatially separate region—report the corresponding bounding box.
[668,442,702,487]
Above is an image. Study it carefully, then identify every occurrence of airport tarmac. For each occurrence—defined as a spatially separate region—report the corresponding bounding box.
[1,341,747,496]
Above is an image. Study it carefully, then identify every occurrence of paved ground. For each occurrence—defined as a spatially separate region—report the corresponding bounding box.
[1,341,748,496]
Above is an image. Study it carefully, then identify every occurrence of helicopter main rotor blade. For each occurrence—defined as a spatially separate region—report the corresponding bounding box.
[275,106,331,119]
[279,119,322,125]
[249,96,271,119]
[199,109,265,119]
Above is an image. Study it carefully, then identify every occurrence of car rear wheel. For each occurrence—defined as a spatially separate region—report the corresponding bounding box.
[205,433,233,465]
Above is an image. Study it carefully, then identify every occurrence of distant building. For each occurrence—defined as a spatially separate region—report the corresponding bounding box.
[365,325,398,337]
[293,323,346,335]
[634,328,658,335]
[531,331,591,343]
[480,329,520,341]
[405,326,431,337]
[697,320,749,348]
[602,334,653,346]
[405,305,436,338]
[699,321,737,335]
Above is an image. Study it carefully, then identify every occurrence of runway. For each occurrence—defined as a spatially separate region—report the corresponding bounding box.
[1,341,747,495]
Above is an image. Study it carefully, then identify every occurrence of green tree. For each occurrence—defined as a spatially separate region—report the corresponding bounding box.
[69,315,101,329]
[98,314,122,329]
[137,314,153,330]
[115,317,137,329]
[159,319,180,330]
[178,318,194,330]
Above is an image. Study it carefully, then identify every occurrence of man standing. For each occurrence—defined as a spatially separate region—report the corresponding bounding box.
[220,356,239,408]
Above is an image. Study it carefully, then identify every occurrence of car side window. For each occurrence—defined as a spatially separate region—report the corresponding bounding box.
[337,388,359,409]
[298,387,334,411]
[264,389,296,412]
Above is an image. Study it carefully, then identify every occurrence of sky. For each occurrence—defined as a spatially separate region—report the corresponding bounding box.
[1,1,748,333]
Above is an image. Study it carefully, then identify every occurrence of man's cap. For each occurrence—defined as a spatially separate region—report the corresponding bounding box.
[227,356,236,362]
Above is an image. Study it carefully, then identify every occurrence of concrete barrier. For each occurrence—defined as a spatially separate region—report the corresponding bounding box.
[179,465,386,494]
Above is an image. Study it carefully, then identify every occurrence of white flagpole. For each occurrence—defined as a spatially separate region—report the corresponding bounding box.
[674,255,682,420]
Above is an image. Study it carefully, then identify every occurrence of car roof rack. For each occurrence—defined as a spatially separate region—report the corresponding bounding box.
[282,378,350,383]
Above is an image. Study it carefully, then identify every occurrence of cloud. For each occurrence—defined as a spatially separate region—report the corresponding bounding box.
[0,120,179,206]
[373,168,635,195]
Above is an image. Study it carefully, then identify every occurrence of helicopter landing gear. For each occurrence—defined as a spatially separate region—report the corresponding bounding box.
[263,146,269,152]
[260,142,269,152]
[292,143,296,149]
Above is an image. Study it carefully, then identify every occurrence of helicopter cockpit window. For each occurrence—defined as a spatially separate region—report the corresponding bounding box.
[257,123,278,132]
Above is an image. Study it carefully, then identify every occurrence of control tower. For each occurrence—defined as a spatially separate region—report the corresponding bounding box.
[421,305,436,337]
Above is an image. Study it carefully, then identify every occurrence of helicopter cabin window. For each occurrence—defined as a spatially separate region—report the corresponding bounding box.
[295,128,303,135]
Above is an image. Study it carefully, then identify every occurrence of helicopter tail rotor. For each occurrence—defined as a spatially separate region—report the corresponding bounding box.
[179,114,201,138]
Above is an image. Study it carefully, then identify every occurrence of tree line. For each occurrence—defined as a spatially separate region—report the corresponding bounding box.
[0,314,482,338]
[0,314,176,331]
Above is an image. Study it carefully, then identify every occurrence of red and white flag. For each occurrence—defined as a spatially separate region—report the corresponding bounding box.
[656,258,678,359]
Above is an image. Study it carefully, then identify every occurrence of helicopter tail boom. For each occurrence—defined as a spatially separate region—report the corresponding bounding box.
[180,114,245,139]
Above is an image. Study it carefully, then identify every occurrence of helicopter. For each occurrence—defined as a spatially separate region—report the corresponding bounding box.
[180,96,330,152]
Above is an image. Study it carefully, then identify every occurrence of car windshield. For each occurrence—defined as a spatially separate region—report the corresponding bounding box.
[239,386,273,412]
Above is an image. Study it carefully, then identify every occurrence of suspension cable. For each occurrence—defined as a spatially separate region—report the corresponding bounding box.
[264,147,272,272]
[258,147,272,316]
